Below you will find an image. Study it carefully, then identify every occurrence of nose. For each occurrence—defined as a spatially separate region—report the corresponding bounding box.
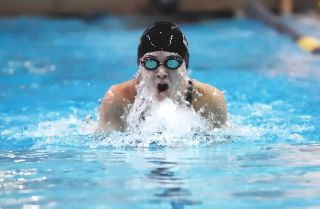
[156,67,168,79]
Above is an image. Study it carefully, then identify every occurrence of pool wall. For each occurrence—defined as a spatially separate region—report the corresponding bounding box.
[0,0,317,16]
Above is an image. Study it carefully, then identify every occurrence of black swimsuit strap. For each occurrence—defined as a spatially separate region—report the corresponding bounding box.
[185,80,193,107]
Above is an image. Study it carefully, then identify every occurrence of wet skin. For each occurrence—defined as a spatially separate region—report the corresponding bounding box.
[98,51,227,132]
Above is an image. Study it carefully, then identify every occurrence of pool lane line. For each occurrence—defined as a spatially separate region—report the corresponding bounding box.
[245,1,320,55]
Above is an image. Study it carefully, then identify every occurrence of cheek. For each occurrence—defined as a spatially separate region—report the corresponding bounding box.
[168,72,184,91]
[170,72,181,82]
[170,69,187,81]
[140,71,157,86]
[140,69,151,79]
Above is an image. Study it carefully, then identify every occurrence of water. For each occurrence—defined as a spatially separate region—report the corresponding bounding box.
[1,16,320,208]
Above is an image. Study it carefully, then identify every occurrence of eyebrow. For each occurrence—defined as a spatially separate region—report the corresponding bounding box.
[143,54,183,61]
[143,55,158,59]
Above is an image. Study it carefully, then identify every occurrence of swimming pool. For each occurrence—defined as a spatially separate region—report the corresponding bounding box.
[1,16,320,208]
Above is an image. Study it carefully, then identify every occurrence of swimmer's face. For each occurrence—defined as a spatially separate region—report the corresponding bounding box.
[138,51,188,101]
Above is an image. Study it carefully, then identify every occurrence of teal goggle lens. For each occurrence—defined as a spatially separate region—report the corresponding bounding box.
[142,57,183,71]
[144,59,158,70]
[166,59,181,69]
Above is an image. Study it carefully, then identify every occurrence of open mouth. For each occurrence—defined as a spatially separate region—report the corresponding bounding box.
[157,83,169,92]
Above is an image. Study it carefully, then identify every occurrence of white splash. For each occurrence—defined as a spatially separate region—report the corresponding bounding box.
[137,98,206,134]
[1,60,56,76]
[1,99,313,149]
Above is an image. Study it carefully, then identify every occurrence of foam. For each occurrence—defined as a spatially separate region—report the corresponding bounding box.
[94,99,270,148]
[0,114,96,149]
[1,60,56,76]
[1,98,313,150]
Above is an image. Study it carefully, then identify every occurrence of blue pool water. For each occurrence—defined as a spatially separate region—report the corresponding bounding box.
[1,16,320,208]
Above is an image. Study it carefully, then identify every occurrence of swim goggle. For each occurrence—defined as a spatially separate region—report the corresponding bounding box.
[140,55,183,71]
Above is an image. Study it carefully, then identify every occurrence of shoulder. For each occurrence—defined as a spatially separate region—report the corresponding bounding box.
[103,79,137,105]
[192,79,225,104]
[191,79,227,127]
[98,79,137,132]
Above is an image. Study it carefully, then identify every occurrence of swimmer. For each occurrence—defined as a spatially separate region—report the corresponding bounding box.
[98,21,227,132]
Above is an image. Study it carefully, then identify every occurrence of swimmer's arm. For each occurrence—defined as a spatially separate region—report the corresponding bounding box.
[205,88,227,128]
[193,81,227,128]
[98,80,137,133]
[98,86,125,132]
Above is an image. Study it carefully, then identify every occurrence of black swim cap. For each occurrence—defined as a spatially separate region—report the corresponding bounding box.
[138,21,189,68]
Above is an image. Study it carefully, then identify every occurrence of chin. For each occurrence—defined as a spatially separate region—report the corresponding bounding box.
[156,90,169,100]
